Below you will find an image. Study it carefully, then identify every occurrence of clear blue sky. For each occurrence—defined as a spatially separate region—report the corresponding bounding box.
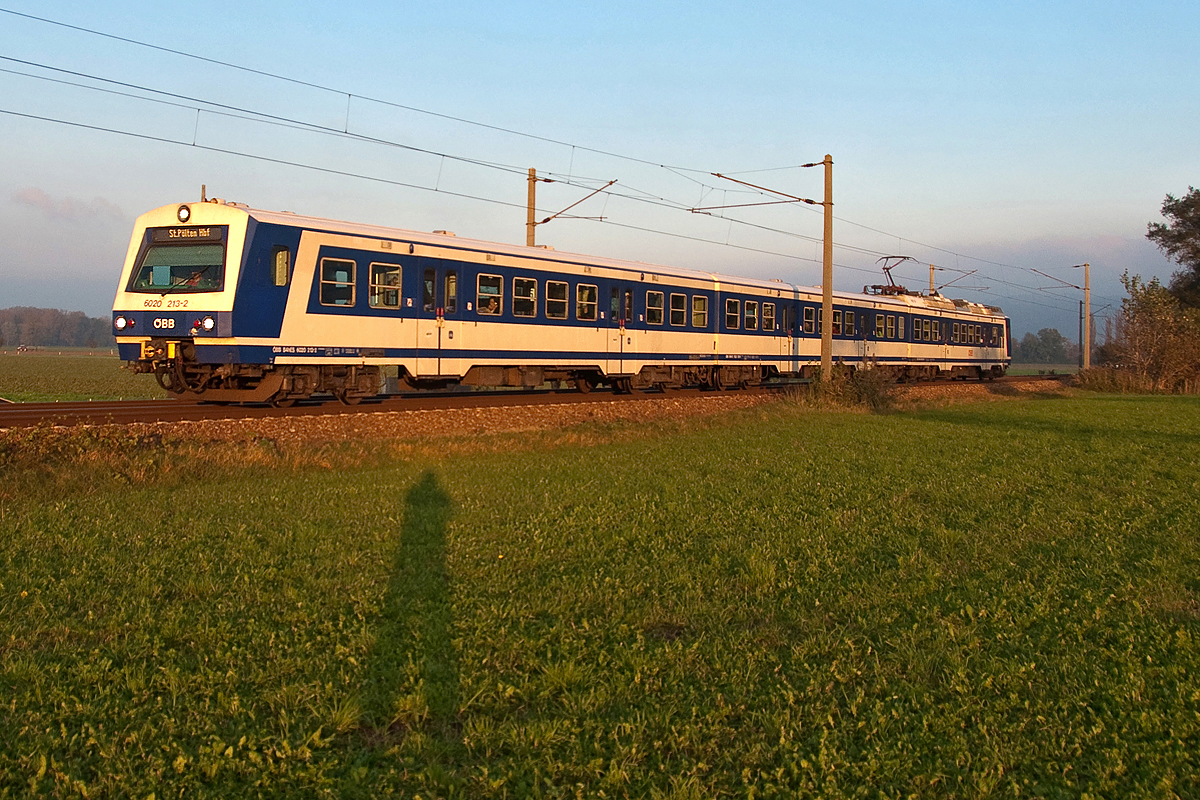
[2,0,1196,338]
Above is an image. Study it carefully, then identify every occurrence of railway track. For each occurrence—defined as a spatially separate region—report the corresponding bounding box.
[0,374,1065,429]
[0,386,734,428]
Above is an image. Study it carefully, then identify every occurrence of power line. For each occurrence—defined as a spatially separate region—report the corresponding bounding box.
[0,106,873,276]
[0,5,1119,317]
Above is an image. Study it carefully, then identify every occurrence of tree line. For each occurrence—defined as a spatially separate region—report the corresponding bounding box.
[0,307,115,349]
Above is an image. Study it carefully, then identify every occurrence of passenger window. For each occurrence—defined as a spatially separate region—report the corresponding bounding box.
[319,258,355,306]
[423,268,436,312]
[846,312,855,336]
[624,290,633,323]
[670,293,686,326]
[513,277,537,317]
[875,314,885,338]
[577,284,598,321]
[886,315,895,339]
[832,310,842,336]
[610,287,620,320]
[745,300,758,331]
[368,263,401,308]
[763,303,775,332]
[952,322,960,343]
[546,280,569,319]
[692,295,708,328]
[272,246,290,287]
[477,274,502,315]
[726,298,740,330]
[897,317,905,339]
[445,271,457,314]
[804,307,815,334]
[647,291,664,325]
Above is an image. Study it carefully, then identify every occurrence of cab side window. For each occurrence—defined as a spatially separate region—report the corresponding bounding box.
[272,246,290,286]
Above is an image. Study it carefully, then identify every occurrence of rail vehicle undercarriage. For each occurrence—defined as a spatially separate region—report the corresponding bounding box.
[132,339,380,406]
[129,339,778,405]
[130,338,1003,405]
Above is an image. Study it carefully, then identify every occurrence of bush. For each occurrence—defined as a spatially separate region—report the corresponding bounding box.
[793,366,896,413]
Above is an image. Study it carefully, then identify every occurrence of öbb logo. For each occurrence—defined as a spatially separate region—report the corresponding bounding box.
[153,318,175,329]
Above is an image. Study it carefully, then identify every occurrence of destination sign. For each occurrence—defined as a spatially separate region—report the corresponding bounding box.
[151,226,226,243]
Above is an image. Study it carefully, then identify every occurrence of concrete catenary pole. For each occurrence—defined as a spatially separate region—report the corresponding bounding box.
[1083,262,1091,370]
[820,154,834,381]
[527,168,537,247]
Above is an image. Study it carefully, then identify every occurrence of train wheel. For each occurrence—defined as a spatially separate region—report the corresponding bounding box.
[271,396,296,408]
[334,390,362,406]
[574,376,595,394]
[711,367,728,391]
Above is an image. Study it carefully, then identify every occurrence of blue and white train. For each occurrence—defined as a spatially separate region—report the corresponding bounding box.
[112,199,1011,404]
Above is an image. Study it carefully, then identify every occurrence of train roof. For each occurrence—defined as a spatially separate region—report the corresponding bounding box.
[150,200,1005,318]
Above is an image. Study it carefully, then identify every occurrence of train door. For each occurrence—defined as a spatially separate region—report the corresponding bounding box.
[862,310,876,364]
[780,303,795,365]
[607,285,636,374]
[415,263,461,377]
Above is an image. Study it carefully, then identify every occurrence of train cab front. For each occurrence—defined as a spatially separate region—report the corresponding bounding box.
[113,202,247,400]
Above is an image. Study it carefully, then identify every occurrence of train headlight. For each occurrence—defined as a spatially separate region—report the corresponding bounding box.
[115,315,128,331]
[201,315,216,332]
[177,204,191,223]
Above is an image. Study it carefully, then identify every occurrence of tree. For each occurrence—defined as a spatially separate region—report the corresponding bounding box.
[1111,272,1200,391]
[1146,187,1200,307]
[1014,328,1075,364]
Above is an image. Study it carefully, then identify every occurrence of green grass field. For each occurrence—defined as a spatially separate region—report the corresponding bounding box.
[0,352,166,402]
[2,395,1198,797]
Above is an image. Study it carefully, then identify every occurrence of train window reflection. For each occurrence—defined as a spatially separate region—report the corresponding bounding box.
[368,263,401,308]
[546,281,568,319]
[647,291,664,325]
[725,298,740,330]
[513,277,537,317]
[670,293,686,326]
[319,258,355,306]
[477,274,502,315]
[577,284,598,321]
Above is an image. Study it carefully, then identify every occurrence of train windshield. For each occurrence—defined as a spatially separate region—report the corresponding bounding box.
[128,243,226,293]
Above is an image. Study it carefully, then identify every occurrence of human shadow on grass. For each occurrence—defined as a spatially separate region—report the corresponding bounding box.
[358,471,459,749]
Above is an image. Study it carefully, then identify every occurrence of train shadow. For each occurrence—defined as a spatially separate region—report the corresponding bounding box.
[358,471,459,748]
